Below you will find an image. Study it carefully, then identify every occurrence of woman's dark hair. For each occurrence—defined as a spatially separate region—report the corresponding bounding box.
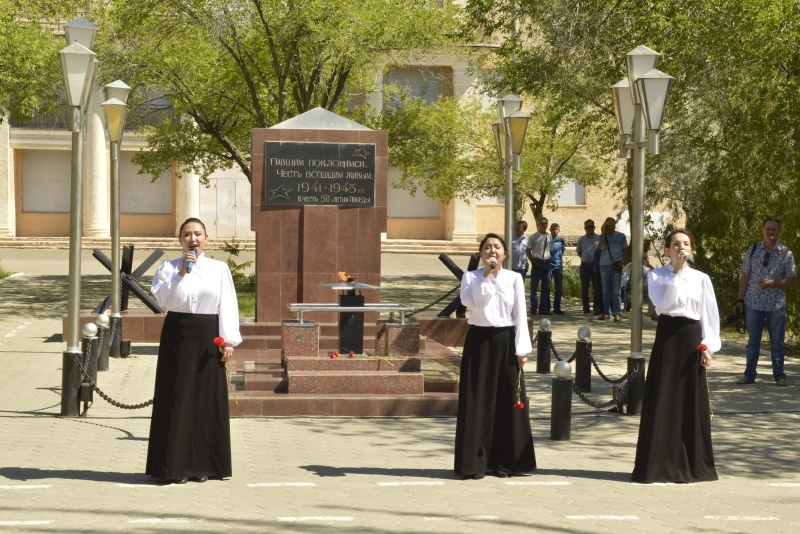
[479,232,507,254]
[179,217,207,235]
[664,228,694,248]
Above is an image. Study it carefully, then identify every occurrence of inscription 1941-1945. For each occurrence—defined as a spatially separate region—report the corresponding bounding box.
[263,141,376,207]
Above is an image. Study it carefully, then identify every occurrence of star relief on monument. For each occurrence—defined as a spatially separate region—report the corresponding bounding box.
[352,147,371,159]
[269,184,293,200]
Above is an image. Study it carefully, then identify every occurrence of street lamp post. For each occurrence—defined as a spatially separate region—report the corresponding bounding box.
[101,81,131,359]
[493,94,530,264]
[611,45,674,356]
[59,17,98,416]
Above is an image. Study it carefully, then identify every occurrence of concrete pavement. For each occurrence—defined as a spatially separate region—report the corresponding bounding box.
[1,248,800,532]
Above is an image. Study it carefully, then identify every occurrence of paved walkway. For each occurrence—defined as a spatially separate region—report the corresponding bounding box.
[1,248,800,532]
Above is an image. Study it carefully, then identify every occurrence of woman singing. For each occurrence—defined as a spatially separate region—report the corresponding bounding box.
[146,218,242,484]
[454,233,536,479]
[632,228,720,483]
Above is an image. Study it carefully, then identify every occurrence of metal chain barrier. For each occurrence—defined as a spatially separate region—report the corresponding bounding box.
[550,342,577,364]
[407,284,461,317]
[571,361,640,410]
[540,331,640,410]
[587,351,629,385]
[72,353,154,413]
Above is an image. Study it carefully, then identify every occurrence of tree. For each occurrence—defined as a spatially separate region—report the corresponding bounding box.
[462,0,800,332]
[459,2,620,222]
[0,0,87,122]
[94,0,463,184]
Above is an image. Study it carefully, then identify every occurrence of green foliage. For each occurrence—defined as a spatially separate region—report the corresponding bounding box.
[221,239,255,292]
[463,0,800,337]
[0,0,88,122]
[94,0,462,184]
[355,92,499,202]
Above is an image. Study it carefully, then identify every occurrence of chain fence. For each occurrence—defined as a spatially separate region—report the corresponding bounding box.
[540,333,639,411]
[407,284,461,317]
[72,351,153,416]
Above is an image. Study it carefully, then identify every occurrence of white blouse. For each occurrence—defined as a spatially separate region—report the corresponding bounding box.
[460,268,532,356]
[647,264,721,354]
[151,253,242,346]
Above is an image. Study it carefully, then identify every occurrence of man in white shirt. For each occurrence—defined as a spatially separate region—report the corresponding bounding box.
[526,217,552,316]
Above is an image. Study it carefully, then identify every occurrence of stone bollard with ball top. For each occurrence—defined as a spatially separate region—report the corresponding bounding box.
[575,326,592,392]
[535,318,552,374]
[550,360,573,440]
[95,313,111,372]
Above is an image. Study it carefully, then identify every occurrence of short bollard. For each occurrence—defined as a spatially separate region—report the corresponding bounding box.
[626,352,646,415]
[96,313,110,372]
[575,326,592,392]
[60,348,81,417]
[80,323,99,413]
[109,314,123,358]
[550,360,572,441]
[536,319,552,374]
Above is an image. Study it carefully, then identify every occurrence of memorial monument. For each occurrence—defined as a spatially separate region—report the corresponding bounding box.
[250,107,387,324]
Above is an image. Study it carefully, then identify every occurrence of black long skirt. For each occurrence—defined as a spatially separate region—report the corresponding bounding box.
[632,315,717,483]
[145,312,232,480]
[454,325,536,476]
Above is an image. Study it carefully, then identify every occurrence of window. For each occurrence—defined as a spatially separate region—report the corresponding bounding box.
[554,179,585,206]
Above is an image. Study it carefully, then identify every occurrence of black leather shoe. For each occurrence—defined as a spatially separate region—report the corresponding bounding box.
[492,469,510,478]
[174,477,188,484]
[461,472,484,480]
[192,476,208,483]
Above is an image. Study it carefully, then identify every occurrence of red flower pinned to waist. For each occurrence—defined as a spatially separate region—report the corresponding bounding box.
[214,336,225,353]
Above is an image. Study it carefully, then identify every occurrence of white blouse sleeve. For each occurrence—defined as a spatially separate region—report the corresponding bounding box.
[151,258,187,310]
[699,274,721,354]
[460,270,497,309]
[218,263,242,346]
[512,272,532,356]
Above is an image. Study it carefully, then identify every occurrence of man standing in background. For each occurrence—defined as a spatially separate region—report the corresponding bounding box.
[735,216,796,386]
[526,217,552,316]
[549,223,566,315]
[511,220,529,279]
[576,219,600,315]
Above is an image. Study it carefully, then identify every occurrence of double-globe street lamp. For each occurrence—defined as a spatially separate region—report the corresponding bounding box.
[492,94,531,265]
[611,45,674,357]
[59,17,98,416]
[101,81,131,359]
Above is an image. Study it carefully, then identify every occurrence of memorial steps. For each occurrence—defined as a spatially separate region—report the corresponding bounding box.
[227,315,462,417]
[69,309,464,417]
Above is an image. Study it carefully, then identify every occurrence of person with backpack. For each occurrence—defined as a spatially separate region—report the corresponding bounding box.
[734,216,797,386]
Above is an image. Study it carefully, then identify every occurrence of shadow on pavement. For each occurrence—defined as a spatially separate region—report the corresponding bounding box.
[0,274,153,320]
[0,466,151,485]
[300,465,456,480]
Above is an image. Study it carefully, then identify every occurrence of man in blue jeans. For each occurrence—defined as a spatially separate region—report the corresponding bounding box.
[734,216,797,386]
[526,217,552,315]
[597,217,627,321]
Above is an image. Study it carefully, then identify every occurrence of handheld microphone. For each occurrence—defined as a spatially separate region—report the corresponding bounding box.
[187,247,197,273]
[490,261,497,269]
[685,255,694,266]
